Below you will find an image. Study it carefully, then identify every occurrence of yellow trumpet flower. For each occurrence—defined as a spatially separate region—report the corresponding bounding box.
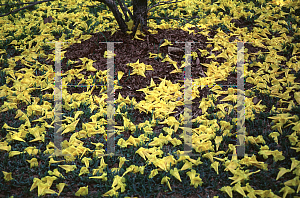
[75,186,88,196]
[2,171,13,182]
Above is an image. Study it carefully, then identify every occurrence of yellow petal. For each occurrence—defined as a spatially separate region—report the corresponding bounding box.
[170,168,182,182]
[290,158,300,171]
[279,186,295,198]
[211,161,219,175]
[2,171,13,182]
[276,167,291,180]
[220,186,233,198]
[233,182,247,197]
[75,186,88,196]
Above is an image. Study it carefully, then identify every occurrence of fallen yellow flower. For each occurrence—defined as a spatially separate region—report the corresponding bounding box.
[27,158,38,168]
[48,169,65,179]
[2,171,13,182]
[75,185,88,196]
[160,39,173,47]
[220,186,233,198]
[170,168,182,182]
[161,176,172,191]
[186,169,203,188]
[276,167,291,180]
[56,183,67,196]
[9,150,22,158]
[58,165,77,173]
[78,167,90,176]
[279,185,295,198]
[102,188,119,197]
[211,161,220,175]
[48,157,65,167]
[232,182,247,197]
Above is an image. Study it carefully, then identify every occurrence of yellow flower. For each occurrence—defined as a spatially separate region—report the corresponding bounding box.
[37,183,52,196]
[276,167,291,180]
[290,158,300,171]
[125,19,134,31]
[284,176,300,189]
[258,147,273,159]
[75,186,88,196]
[78,167,90,176]
[41,176,57,187]
[58,165,77,173]
[170,168,182,182]
[48,157,65,167]
[272,150,285,162]
[211,161,219,175]
[132,30,145,41]
[89,173,108,182]
[48,169,65,179]
[268,113,294,133]
[27,158,38,168]
[56,183,67,196]
[118,156,129,169]
[159,116,180,132]
[0,141,11,152]
[229,169,260,185]
[30,178,41,191]
[279,186,295,198]
[29,176,58,197]
[220,186,233,198]
[102,188,119,197]
[161,54,178,69]
[148,52,158,59]
[85,60,97,71]
[149,169,158,179]
[135,147,147,161]
[186,169,203,188]
[117,71,124,81]
[111,175,127,193]
[232,182,247,197]
[9,150,22,157]
[126,59,153,78]
[286,132,298,146]
[81,157,92,168]
[61,119,80,135]
[224,159,240,172]
[203,153,215,163]
[2,171,13,182]
[160,39,173,47]
[24,146,40,155]
[269,132,280,144]
[181,160,193,171]
[161,176,172,191]
[215,136,223,151]
[295,92,300,104]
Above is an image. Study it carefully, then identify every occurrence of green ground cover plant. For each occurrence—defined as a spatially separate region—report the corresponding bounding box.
[0,0,300,197]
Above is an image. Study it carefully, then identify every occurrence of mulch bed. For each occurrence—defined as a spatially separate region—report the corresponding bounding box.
[39,25,264,124]
[33,24,279,151]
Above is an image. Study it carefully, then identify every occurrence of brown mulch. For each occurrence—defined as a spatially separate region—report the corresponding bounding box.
[39,23,267,127]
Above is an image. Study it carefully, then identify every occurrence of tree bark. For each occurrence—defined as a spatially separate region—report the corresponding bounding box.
[131,0,148,38]
[96,0,129,33]
[116,0,133,22]
[1,0,182,38]
[133,0,148,30]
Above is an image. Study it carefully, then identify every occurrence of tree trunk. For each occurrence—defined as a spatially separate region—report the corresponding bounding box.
[97,0,129,33]
[132,0,148,31]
